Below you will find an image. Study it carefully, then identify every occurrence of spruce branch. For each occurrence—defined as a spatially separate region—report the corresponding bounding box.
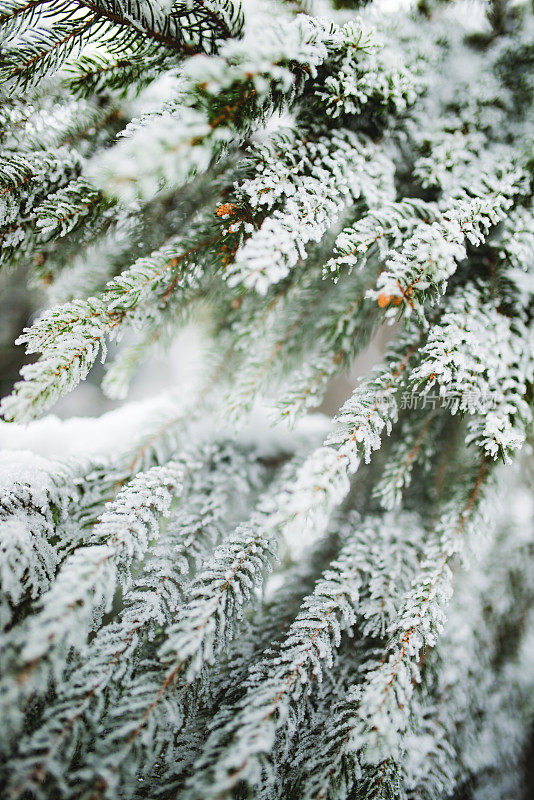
[0,231,220,421]
[0,457,197,749]
[0,2,533,797]
[6,442,264,800]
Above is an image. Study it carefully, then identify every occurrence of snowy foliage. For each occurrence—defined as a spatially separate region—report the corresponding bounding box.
[0,452,79,628]
[0,0,533,798]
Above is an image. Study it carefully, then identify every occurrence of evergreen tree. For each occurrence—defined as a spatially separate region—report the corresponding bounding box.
[0,0,533,797]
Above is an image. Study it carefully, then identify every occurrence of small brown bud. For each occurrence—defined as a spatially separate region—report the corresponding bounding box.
[216,203,239,218]
[378,293,402,308]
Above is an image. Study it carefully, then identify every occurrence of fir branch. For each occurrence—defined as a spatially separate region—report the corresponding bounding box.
[0,0,244,90]
[0,233,218,422]
[306,459,493,800]
[368,183,526,320]
[409,284,534,461]
[225,129,395,293]
[0,149,83,232]
[158,457,302,681]
[0,452,80,630]
[89,15,334,201]
[0,457,196,749]
[34,179,108,239]
[183,511,424,798]
[6,442,264,800]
